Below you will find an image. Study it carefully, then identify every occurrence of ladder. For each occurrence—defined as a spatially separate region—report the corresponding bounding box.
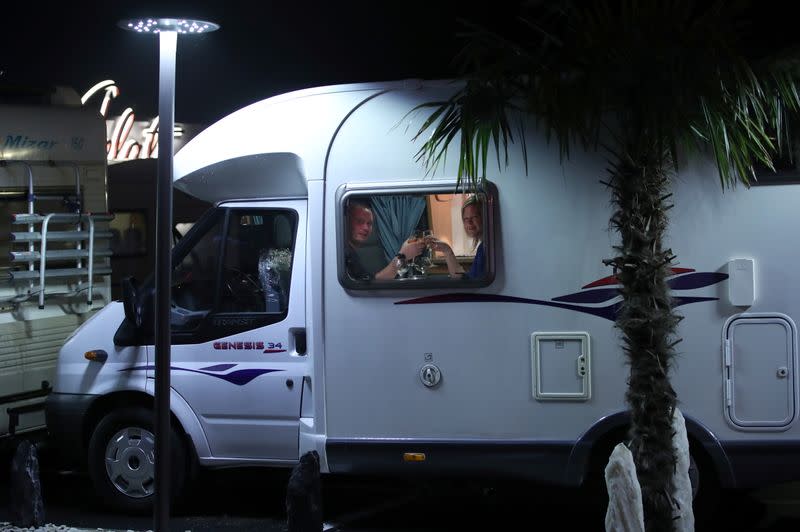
[3,160,114,308]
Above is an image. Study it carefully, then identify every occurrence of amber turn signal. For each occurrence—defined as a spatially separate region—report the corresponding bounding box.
[84,350,108,362]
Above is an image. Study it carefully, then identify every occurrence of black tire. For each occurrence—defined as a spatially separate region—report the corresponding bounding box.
[689,441,721,528]
[581,434,719,527]
[580,434,623,525]
[87,407,188,514]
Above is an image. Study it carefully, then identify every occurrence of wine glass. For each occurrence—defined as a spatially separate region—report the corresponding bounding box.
[412,230,434,275]
[420,230,433,269]
[396,257,410,278]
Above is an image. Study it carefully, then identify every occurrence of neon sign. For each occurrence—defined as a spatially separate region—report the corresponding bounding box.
[81,80,190,162]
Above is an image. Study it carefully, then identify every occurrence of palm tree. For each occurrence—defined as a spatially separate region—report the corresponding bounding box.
[412,2,800,530]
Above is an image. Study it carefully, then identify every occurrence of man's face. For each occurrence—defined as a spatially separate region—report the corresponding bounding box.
[349,206,374,245]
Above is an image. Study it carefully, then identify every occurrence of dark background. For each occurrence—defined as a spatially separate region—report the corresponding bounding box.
[0,0,521,124]
[0,1,798,125]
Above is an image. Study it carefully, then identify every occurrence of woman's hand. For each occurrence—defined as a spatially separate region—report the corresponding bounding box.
[425,237,454,257]
[424,236,464,277]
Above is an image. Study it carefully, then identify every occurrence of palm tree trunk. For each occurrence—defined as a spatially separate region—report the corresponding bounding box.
[606,147,680,532]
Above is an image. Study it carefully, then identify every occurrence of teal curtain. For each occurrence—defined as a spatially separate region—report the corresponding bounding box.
[370,195,426,262]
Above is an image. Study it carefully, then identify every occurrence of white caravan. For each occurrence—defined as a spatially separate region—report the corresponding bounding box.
[46,79,800,513]
[1,90,112,439]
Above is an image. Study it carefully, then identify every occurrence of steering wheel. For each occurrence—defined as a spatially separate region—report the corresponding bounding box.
[223,267,263,307]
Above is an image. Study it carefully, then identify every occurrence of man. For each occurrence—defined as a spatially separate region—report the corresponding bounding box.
[345,200,424,281]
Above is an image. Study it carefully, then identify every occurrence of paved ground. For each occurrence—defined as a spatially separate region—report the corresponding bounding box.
[2,438,800,531]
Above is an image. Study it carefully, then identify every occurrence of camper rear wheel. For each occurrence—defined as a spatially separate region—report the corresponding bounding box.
[582,432,720,526]
[688,438,721,526]
[87,407,187,514]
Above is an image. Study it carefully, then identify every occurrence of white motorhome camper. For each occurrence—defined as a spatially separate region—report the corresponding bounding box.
[46,79,800,514]
[1,89,112,439]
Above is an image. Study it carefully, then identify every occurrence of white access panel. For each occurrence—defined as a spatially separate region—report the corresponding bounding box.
[531,332,591,401]
[724,315,796,429]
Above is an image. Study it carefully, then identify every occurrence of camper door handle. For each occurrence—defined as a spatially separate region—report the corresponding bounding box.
[577,355,587,377]
[293,329,307,355]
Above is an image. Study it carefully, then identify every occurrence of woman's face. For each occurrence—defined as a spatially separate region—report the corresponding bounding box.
[462,203,482,239]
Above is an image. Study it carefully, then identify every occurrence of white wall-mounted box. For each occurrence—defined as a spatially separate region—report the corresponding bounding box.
[728,258,754,307]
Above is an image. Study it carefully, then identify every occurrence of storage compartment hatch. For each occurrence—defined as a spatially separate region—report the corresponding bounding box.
[724,314,797,429]
[531,332,591,401]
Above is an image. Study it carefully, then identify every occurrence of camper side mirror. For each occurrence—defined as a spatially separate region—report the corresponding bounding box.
[122,277,142,328]
[115,276,153,346]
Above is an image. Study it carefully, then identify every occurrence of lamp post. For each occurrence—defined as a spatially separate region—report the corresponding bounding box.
[119,17,219,531]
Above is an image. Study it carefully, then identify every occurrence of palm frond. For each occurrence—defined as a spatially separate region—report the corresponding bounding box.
[686,57,800,188]
[411,80,521,190]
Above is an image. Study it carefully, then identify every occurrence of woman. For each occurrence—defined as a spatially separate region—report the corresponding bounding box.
[428,195,485,279]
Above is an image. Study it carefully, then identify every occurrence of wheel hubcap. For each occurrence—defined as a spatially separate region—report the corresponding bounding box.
[104,426,156,498]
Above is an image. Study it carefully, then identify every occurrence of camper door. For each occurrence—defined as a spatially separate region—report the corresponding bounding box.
[147,200,307,461]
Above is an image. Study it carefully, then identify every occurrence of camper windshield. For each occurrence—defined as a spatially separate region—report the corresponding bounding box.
[171,212,224,321]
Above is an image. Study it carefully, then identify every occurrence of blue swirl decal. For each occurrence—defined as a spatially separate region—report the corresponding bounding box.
[667,272,729,290]
[551,272,729,305]
[552,288,620,304]
[671,296,720,308]
[396,269,727,322]
[121,365,281,386]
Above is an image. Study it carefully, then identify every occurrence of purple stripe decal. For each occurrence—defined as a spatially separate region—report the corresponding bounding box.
[216,368,282,386]
[554,272,728,304]
[200,363,237,372]
[121,365,281,386]
[396,293,622,321]
[552,288,620,304]
[581,267,697,289]
[672,296,719,307]
[668,272,729,290]
[396,293,720,321]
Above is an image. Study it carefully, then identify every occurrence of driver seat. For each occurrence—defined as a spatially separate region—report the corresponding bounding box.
[258,249,291,312]
[257,216,293,312]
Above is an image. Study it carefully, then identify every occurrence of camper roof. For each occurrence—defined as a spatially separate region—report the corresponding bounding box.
[173,79,461,203]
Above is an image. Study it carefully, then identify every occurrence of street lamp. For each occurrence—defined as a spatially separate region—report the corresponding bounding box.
[118,17,219,532]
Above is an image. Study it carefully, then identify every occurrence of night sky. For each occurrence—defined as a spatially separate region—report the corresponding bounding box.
[1,1,798,126]
[0,0,520,125]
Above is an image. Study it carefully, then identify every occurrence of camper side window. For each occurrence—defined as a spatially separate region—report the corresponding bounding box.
[339,189,494,289]
[169,207,297,341]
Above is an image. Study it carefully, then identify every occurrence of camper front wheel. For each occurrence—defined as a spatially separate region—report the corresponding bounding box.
[87,407,187,514]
